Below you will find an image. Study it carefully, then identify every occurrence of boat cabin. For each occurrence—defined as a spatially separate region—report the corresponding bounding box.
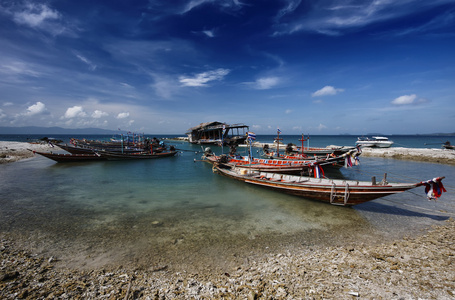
[186,121,249,145]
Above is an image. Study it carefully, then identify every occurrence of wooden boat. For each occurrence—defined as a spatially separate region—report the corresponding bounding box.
[203,152,348,175]
[213,165,446,206]
[31,150,106,163]
[56,143,154,154]
[98,150,178,160]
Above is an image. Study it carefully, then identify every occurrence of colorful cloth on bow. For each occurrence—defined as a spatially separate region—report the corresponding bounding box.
[423,178,447,200]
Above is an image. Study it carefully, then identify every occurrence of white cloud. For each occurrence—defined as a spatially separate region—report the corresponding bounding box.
[391,94,417,105]
[179,68,230,87]
[317,123,327,130]
[255,77,280,90]
[117,112,130,119]
[312,85,344,97]
[24,101,47,116]
[0,109,5,119]
[13,3,60,27]
[64,106,86,118]
[92,110,109,118]
[285,109,292,114]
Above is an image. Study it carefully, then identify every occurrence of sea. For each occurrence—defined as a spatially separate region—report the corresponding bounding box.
[1,134,454,272]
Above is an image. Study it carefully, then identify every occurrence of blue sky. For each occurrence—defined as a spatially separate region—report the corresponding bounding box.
[0,0,454,135]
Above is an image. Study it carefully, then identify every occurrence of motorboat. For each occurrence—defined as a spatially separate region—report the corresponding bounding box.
[355,136,393,148]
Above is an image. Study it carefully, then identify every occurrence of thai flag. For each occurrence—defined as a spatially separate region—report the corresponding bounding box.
[314,164,325,178]
[248,132,256,140]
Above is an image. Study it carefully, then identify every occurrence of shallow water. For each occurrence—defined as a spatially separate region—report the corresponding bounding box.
[1,139,454,273]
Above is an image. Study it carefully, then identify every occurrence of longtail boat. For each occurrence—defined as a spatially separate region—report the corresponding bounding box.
[98,150,178,160]
[31,150,106,163]
[213,165,446,206]
[203,148,358,175]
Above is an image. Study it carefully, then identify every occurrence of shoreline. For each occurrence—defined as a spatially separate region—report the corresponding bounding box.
[2,141,455,165]
[1,141,455,298]
[2,219,454,298]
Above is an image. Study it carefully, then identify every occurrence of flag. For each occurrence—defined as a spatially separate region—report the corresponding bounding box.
[247,131,256,140]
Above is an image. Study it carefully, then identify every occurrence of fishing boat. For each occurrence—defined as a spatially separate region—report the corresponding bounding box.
[203,151,352,175]
[355,136,394,148]
[213,165,446,206]
[31,150,106,163]
[443,141,454,150]
[98,150,178,160]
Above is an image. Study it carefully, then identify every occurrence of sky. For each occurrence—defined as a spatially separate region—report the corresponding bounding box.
[0,0,454,135]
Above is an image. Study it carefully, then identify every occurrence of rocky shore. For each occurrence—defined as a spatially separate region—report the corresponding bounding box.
[1,141,455,299]
[2,219,454,299]
[361,147,455,165]
[0,141,55,164]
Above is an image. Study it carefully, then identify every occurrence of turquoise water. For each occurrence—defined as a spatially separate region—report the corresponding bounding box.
[1,135,454,272]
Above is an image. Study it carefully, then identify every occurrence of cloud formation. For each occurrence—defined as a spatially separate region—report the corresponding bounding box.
[312,86,344,97]
[116,112,130,119]
[180,69,230,87]
[24,101,47,116]
[64,106,86,118]
[255,77,280,90]
[391,94,418,105]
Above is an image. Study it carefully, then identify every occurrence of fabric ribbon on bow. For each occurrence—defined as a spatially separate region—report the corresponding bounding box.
[423,178,447,200]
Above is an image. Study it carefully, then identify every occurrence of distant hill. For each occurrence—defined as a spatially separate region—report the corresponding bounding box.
[0,126,119,135]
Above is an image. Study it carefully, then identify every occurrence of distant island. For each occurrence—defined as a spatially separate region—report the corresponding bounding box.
[0,126,120,135]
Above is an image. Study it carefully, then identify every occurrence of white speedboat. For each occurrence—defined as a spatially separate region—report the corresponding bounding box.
[355,136,394,148]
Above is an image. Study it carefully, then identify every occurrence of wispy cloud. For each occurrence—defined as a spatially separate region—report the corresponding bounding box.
[312,86,344,97]
[254,77,280,90]
[7,2,67,36]
[273,0,455,36]
[75,54,97,71]
[391,94,428,105]
[179,68,230,87]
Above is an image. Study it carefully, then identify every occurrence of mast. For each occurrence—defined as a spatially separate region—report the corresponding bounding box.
[276,128,282,157]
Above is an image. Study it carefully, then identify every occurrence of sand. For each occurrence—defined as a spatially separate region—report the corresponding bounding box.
[1,141,455,298]
[0,141,55,164]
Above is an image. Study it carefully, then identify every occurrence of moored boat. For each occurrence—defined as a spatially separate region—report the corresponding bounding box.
[31,150,106,163]
[213,165,446,206]
[98,150,178,160]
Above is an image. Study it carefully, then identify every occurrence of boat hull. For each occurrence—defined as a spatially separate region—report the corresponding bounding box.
[214,166,424,206]
[98,151,178,160]
[32,151,106,162]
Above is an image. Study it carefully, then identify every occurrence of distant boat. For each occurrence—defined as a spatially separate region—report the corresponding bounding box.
[355,136,394,148]
[213,165,446,206]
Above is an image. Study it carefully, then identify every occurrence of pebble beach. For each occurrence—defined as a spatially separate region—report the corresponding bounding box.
[1,141,455,299]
